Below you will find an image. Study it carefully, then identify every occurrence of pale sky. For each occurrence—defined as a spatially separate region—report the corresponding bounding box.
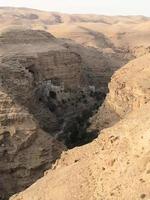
[0,0,149,16]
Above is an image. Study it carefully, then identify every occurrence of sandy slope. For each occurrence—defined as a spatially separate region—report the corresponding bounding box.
[0,7,149,51]
[0,7,150,91]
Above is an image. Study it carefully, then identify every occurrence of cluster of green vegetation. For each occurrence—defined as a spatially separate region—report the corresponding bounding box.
[90,91,106,102]
[38,84,106,148]
[63,109,98,148]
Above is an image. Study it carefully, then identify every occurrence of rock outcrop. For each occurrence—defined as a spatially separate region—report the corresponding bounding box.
[0,28,95,199]
[0,30,69,199]
[10,54,150,200]
[90,54,150,131]
[0,28,108,199]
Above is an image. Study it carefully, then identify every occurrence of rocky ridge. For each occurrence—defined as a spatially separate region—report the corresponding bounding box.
[90,53,150,131]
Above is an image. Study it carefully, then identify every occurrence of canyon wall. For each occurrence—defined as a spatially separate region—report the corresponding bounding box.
[0,8,150,200]
[90,54,150,131]
[10,54,150,200]
[0,29,91,199]
[0,61,65,199]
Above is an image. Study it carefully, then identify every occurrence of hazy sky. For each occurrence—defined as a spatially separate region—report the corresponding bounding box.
[0,0,149,16]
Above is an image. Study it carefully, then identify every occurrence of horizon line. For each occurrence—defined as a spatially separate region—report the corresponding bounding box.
[0,6,149,18]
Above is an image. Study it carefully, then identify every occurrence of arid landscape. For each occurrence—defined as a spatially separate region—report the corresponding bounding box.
[0,6,150,200]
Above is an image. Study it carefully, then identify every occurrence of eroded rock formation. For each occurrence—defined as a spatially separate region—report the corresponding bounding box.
[0,30,68,199]
[0,8,150,200]
[10,54,150,200]
[90,54,150,131]
[0,28,106,199]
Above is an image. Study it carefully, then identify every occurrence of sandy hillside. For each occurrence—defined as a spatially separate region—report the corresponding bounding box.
[0,7,150,51]
[0,7,150,91]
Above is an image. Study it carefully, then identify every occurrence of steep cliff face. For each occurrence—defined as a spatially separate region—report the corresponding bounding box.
[0,29,89,130]
[0,29,93,199]
[0,61,65,199]
[0,28,106,199]
[10,54,150,200]
[90,54,150,131]
[60,39,131,92]
[0,29,56,44]
[25,50,84,89]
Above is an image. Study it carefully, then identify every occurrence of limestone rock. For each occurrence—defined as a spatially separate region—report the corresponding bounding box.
[10,55,150,200]
[0,28,104,199]
[91,54,150,131]
[0,60,65,199]
[0,8,149,200]
[0,28,89,199]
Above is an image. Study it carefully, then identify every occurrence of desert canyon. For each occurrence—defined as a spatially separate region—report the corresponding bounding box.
[0,7,149,200]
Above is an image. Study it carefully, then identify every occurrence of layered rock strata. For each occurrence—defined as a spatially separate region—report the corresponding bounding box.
[10,54,150,200]
[0,28,108,199]
[90,54,150,131]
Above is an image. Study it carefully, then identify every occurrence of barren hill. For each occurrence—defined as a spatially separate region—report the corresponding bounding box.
[0,7,149,52]
[0,7,150,90]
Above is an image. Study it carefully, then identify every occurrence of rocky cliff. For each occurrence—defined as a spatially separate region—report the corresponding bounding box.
[0,28,96,199]
[10,54,150,200]
[0,63,64,199]
[0,30,67,199]
[90,53,150,131]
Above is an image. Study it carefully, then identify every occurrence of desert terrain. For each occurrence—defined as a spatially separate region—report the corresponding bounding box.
[0,7,149,200]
